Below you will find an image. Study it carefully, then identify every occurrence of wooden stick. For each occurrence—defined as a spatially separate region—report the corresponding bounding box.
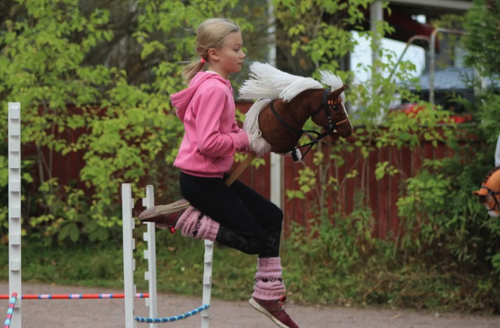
[225,152,256,186]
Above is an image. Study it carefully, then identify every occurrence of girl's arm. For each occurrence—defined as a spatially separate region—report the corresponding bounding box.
[194,87,249,157]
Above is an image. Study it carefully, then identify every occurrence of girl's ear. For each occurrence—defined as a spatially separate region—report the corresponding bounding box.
[327,84,346,101]
[208,48,219,61]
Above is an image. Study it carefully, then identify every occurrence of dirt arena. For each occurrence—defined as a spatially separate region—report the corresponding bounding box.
[1,283,498,328]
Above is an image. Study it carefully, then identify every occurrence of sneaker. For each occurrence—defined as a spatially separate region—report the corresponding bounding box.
[138,199,190,231]
[145,210,185,234]
[249,296,299,328]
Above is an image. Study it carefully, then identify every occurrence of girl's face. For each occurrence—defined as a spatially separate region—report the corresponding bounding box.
[211,32,245,78]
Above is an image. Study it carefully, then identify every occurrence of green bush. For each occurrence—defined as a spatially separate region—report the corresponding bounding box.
[0,0,258,243]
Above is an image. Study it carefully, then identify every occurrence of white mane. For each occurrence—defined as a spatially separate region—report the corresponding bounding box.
[242,99,273,157]
[238,62,344,101]
[319,70,344,95]
[240,62,345,160]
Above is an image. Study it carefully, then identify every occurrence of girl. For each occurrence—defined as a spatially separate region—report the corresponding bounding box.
[141,18,299,328]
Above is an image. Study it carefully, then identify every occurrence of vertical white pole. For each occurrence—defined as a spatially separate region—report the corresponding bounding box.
[268,0,283,211]
[122,184,137,328]
[370,0,383,121]
[142,185,157,328]
[370,0,383,73]
[201,240,214,328]
[8,102,22,328]
[267,0,276,86]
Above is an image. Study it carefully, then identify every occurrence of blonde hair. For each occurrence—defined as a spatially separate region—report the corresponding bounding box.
[182,18,241,84]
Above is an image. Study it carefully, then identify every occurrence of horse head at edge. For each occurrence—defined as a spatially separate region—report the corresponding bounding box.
[473,167,500,218]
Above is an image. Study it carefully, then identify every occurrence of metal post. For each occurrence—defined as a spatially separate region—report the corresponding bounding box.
[142,185,158,328]
[429,28,466,105]
[201,240,214,328]
[8,102,22,328]
[122,184,137,328]
[387,35,429,82]
[370,0,383,72]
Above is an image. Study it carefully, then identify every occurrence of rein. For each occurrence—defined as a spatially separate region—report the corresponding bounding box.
[269,88,349,161]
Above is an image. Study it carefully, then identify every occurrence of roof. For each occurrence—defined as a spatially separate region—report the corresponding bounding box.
[387,0,472,18]
[401,67,499,91]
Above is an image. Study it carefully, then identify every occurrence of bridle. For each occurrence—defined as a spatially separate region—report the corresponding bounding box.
[478,186,500,211]
[269,88,350,160]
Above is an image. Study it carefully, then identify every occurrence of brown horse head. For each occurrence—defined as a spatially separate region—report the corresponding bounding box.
[473,167,500,218]
[257,85,353,153]
[308,85,352,142]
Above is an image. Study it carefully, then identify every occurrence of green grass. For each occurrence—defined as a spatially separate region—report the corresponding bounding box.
[0,227,257,300]
[0,223,498,314]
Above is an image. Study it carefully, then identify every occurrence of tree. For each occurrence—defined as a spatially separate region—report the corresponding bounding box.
[463,0,500,77]
[0,0,270,243]
[275,0,451,216]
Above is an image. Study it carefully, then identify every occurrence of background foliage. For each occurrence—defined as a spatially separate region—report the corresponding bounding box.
[0,0,499,313]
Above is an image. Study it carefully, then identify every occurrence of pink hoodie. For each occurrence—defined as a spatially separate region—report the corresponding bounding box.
[171,72,250,178]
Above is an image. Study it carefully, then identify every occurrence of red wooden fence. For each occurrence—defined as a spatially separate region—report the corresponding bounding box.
[233,138,451,238]
[232,102,453,238]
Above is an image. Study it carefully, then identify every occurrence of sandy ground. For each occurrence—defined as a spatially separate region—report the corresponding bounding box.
[0,283,498,328]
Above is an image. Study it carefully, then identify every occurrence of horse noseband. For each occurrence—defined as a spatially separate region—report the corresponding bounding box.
[311,88,336,133]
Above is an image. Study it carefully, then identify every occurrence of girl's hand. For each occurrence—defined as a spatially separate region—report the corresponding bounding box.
[234,129,250,151]
[242,130,272,157]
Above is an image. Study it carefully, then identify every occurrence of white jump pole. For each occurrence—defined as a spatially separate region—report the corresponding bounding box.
[122,183,213,327]
[123,184,158,328]
[201,240,214,328]
[143,186,158,328]
[8,102,22,328]
[5,105,158,328]
[122,183,137,328]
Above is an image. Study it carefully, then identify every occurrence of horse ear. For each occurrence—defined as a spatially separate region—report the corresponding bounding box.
[472,187,488,197]
[328,84,346,100]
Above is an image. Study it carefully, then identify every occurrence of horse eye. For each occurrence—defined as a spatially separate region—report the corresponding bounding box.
[331,104,340,112]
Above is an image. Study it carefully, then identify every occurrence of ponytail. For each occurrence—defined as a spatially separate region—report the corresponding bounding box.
[182,60,206,84]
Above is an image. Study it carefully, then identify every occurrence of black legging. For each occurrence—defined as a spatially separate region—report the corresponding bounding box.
[179,172,283,258]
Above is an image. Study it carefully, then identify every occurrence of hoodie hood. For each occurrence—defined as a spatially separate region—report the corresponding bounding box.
[171,72,232,122]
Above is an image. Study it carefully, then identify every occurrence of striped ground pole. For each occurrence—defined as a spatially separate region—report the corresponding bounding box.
[3,293,17,328]
[135,304,210,323]
[0,293,148,300]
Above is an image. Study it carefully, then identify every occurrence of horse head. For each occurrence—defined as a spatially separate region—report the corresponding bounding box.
[256,85,352,154]
[240,62,353,157]
[473,167,500,218]
[308,85,352,141]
